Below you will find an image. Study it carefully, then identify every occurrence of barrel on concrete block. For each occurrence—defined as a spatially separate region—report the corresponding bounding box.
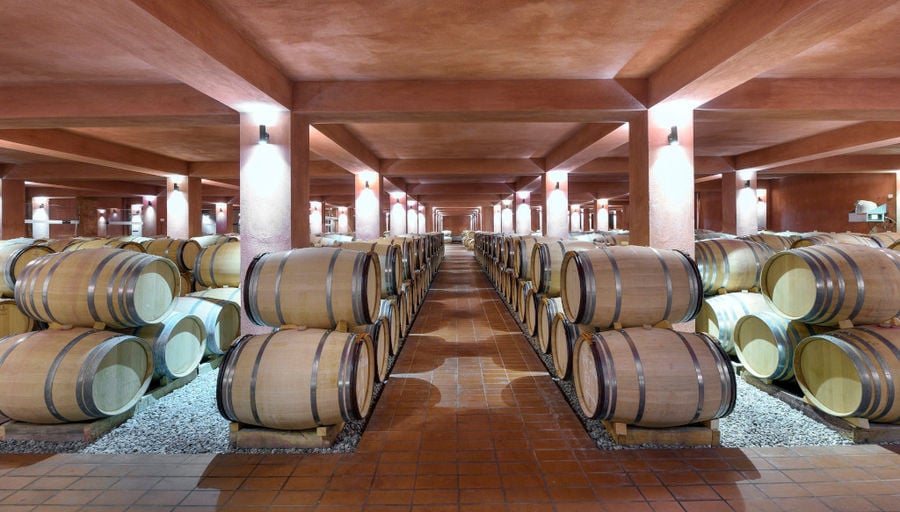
[794,326,900,422]
[244,247,381,329]
[0,328,153,423]
[170,296,241,355]
[733,311,828,381]
[15,248,180,329]
[121,311,205,380]
[573,327,736,428]
[216,328,374,430]
[193,241,241,288]
[561,246,703,329]
[761,244,900,326]
[695,292,773,355]
[694,238,774,295]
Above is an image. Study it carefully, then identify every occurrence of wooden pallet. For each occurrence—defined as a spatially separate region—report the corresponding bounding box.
[602,419,720,447]
[742,372,900,443]
[0,367,199,444]
[229,422,344,450]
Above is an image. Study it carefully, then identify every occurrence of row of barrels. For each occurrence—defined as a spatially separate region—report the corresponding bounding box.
[694,237,900,423]
[476,233,736,429]
[0,247,241,424]
[217,234,444,431]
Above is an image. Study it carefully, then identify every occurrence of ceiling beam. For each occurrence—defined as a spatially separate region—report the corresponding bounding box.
[698,78,900,121]
[25,180,161,197]
[734,121,900,171]
[0,129,187,177]
[762,154,900,174]
[4,162,161,181]
[69,0,292,110]
[0,84,237,128]
[649,0,897,106]
[200,178,239,191]
[545,124,629,172]
[294,80,645,122]
[409,183,514,196]
[309,125,380,174]
[381,158,543,177]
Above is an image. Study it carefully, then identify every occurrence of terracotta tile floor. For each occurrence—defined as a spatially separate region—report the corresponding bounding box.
[1,245,899,511]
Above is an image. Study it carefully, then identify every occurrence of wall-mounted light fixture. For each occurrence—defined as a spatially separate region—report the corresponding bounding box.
[745,180,751,188]
[146,200,151,207]
[219,207,224,213]
[39,203,45,209]
[365,180,370,189]
[259,125,270,144]
[173,183,180,191]
[667,126,679,145]
[555,181,560,190]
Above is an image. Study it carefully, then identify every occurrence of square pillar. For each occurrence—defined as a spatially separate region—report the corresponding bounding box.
[0,179,26,240]
[544,171,569,239]
[354,171,380,240]
[722,171,759,236]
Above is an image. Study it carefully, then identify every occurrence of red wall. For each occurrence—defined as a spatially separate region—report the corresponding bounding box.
[769,173,895,233]
[442,215,472,236]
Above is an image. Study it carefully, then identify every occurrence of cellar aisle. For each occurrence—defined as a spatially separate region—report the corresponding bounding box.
[0,245,896,511]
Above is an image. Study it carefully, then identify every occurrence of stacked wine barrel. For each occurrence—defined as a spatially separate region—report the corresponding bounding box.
[217,247,387,431]
[142,237,202,296]
[475,234,735,429]
[0,248,197,424]
[747,242,900,423]
[0,238,54,337]
[693,238,777,355]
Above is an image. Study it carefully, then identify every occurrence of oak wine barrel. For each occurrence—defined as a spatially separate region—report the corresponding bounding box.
[143,238,202,272]
[244,247,381,329]
[561,246,703,329]
[0,298,35,337]
[761,244,900,326]
[791,232,879,249]
[573,327,736,428]
[794,326,900,422]
[695,292,773,355]
[187,286,241,306]
[15,248,180,329]
[0,328,153,423]
[694,238,774,295]
[217,328,374,430]
[121,311,205,379]
[380,297,401,356]
[193,241,241,288]
[550,313,592,381]
[170,296,241,355]
[350,317,389,383]
[738,233,795,252]
[733,311,828,381]
[536,296,563,354]
[0,242,54,297]
[530,239,596,296]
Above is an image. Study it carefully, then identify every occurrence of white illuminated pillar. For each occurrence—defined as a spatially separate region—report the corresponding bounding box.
[722,171,758,236]
[570,205,582,232]
[390,194,407,236]
[515,193,531,235]
[355,171,380,240]
[417,205,426,234]
[337,207,350,234]
[407,199,418,234]
[545,171,569,239]
[309,201,323,236]
[31,196,49,239]
[493,204,501,233]
[596,199,610,232]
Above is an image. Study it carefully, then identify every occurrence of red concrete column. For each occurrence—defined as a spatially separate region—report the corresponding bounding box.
[389,193,407,236]
[595,199,609,232]
[628,104,695,255]
[165,176,201,239]
[515,193,531,235]
[1,179,26,240]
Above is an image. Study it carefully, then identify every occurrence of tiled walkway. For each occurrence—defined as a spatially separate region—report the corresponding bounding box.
[0,245,899,511]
